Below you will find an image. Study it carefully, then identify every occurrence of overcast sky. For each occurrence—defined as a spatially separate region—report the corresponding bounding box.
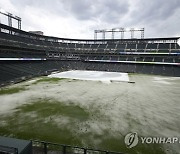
[0,0,180,39]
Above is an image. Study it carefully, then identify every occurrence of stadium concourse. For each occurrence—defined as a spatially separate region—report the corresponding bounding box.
[0,22,180,154]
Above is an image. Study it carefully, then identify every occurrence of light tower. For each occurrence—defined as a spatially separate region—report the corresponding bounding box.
[94,27,145,40]
[0,9,21,30]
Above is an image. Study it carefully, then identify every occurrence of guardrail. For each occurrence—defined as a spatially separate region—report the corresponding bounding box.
[32,140,124,154]
[0,145,18,154]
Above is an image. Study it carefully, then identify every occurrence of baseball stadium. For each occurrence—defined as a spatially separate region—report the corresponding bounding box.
[0,8,180,154]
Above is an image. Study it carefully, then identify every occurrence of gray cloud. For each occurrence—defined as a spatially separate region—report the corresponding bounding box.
[10,0,68,16]
[62,0,129,23]
[99,0,129,23]
[0,0,180,38]
[129,0,180,25]
[64,0,96,20]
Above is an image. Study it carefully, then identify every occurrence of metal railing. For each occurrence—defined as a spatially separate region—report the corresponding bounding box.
[32,140,124,154]
[0,145,18,154]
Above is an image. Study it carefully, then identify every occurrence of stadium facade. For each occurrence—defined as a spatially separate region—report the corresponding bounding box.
[0,23,180,86]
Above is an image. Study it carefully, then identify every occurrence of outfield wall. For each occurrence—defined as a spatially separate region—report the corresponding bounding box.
[0,60,179,86]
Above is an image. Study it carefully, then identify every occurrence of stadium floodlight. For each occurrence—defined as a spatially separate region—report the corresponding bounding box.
[15,16,21,20]
[94,27,145,39]
[0,8,6,14]
[7,12,12,15]
[177,39,180,46]
[134,28,140,31]
[125,28,131,31]
[0,9,21,29]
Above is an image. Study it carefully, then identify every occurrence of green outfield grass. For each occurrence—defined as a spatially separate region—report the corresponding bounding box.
[0,86,27,95]
[32,77,67,84]
[0,98,165,154]
[0,74,179,154]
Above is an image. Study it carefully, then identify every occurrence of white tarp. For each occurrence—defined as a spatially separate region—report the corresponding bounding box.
[48,70,129,82]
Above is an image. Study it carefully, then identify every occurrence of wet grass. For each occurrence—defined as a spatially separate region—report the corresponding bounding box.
[74,131,166,154]
[0,74,179,153]
[0,114,81,146]
[0,90,172,154]
[33,77,67,84]
[0,86,27,95]
[16,99,89,121]
[0,97,167,154]
[0,98,89,146]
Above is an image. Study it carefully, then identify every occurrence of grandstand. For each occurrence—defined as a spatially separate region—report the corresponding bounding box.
[0,23,180,86]
[0,20,180,154]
